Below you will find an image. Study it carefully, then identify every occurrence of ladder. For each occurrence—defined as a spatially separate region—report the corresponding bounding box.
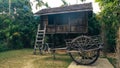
[34,24,46,54]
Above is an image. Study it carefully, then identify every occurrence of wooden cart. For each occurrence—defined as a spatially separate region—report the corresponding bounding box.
[34,3,103,65]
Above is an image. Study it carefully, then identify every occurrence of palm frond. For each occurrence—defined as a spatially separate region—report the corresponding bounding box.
[61,0,69,6]
[44,2,50,8]
[35,0,45,9]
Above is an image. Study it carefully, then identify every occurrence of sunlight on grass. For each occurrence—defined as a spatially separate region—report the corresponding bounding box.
[33,54,72,68]
[0,49,32,59]
[0,49,72,68]
[0,49,33,68]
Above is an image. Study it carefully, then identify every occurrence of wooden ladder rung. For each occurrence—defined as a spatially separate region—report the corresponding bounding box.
[36,40,43,42]
[38,30,45,32]
[38,33,44,35]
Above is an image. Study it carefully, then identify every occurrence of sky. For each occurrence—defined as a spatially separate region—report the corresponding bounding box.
[30,0,100,13]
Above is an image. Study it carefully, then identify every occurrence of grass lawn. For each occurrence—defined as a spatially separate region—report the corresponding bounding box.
[0,49,72,68]
[107,57,116,68]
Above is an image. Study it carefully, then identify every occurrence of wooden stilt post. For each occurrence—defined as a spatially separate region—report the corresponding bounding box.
[51,34,56,59]
[53,34,56,59]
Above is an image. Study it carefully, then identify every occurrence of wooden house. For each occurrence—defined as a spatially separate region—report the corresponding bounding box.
[35,3,93,34]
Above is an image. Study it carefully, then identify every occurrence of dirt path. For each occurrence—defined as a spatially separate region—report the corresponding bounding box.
[22,55,41,68]
[23,59,34,68]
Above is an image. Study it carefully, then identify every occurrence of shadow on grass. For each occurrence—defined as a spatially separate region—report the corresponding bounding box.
[42,53,72,63]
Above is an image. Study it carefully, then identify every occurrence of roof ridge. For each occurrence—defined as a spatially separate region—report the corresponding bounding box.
[35,2,93,15]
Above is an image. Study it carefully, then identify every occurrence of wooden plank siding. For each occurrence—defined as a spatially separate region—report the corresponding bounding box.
[46,25,87,34]
[40,11,88,34]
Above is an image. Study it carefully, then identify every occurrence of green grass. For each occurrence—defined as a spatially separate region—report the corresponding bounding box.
[0,49,33,68]
[107,57,116,68]
[0,49,32,60]
[0,49,72,68]
[33,54,72,68]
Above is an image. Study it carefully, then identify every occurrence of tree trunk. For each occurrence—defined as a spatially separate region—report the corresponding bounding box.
[101,22,107,57]
[116,27,120,68]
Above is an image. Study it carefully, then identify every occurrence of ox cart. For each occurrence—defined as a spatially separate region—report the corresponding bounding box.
[34,3,103,65]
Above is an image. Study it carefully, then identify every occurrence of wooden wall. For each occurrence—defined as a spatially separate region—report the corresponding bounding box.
[41,11,89,34]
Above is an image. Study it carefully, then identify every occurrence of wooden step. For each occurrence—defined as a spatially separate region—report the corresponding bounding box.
[38,30,45,32]
[36,40,43,42]
[37,36,43,38]
[38,31,44,33]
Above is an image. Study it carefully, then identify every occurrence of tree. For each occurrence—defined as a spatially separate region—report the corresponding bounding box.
[0,0,39,51]
[96,0,120,67]
[61,0,69,6]
[35,0,50,9]
[96,0,119,52]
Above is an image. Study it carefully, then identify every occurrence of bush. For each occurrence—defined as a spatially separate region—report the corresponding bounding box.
[8,32,24,49]
[0,42,9,52]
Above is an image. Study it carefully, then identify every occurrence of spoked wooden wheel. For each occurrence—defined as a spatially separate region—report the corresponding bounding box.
[68,35,100,65]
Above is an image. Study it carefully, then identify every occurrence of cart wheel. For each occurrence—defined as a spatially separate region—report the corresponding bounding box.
[68,35,100,65]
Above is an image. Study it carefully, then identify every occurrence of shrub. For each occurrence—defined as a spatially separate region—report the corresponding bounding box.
[8,32,23,49]
[0,42,9,52]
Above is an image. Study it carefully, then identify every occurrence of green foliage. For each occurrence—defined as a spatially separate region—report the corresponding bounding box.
[61,0,69,6]
[35,0,50,9]
[0,0,39,52]
[8,32,23,49]
[0,42,9,52]
[88,14,100,35]
[96,0,120,52]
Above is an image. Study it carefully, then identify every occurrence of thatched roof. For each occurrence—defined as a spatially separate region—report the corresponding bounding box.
[35,3,93,15]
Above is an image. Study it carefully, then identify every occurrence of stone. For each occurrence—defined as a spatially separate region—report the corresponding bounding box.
[68,58,114,68]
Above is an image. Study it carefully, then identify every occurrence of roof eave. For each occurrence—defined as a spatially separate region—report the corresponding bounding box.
[35,8,92,16]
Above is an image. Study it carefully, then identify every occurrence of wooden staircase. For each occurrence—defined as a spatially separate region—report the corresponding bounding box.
[34,24,46,54]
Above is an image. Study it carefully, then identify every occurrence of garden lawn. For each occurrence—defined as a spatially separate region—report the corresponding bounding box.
[0,49,72,68]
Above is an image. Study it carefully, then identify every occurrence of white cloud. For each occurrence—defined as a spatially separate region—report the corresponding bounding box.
[30,0,100,13]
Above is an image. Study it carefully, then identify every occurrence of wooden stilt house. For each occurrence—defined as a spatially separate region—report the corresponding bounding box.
[35,3,93,34]
[34,3,103,65]
[33,3,94,55]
